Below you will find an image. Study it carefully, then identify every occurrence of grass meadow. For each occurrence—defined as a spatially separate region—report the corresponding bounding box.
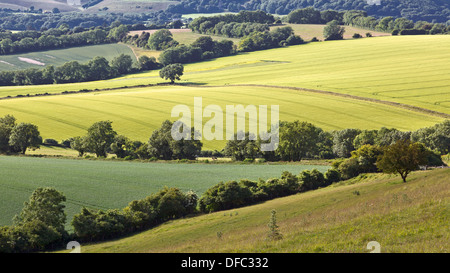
[0,155,329,230]
[56,168,449,253]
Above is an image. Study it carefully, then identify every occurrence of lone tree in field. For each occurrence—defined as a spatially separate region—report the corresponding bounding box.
[376,140,428,183]
[159,63,184,84]
[323,20,345,41]
[8,123,42,154]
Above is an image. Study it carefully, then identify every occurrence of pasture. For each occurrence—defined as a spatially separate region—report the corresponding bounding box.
[0,43,137,71]
[0,155,329,230]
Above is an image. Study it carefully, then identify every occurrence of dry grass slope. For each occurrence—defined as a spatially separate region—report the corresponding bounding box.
[60,168,449,253]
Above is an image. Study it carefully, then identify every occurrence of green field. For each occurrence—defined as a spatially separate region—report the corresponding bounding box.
[56,168,449,253]
[0,35,448,115]
[0,156,329,230]
[0,43,137,71]
[0,85,443,150]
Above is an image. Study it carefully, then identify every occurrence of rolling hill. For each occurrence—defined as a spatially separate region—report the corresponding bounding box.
[0,43,137,71]
[0,0,80,12]
[0,35,448,150]
[0,155,329,230]
[55,167,450,253]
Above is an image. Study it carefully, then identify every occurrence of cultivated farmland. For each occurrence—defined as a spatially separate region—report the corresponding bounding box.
[0,85,443,150]
[0,155,329,230]
[0,35,448,115]
[0,44,137,71]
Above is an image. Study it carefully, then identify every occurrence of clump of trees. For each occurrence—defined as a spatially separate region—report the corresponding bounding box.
[0,115,41,154]
[323,20,345,41]
[72,187,198,242]
[237,26,304,52]
[0,188,67,253]
[158,36,235,66]
[70,120,202,161]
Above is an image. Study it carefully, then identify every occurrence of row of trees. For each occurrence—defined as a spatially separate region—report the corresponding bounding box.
[0,10,179,31]
[0,27,112,55]
[223,120,450,162]
[199,169,339,213]
[72,187,198,242]
[0,54,152,86]
[343,10,450,35]
[70,120,202,160]
[168,0,450,23]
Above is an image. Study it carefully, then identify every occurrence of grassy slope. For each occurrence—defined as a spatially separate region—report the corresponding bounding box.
[0,155,329,230]
[0,43,137,71]
[64,168,449,253]
[0,35,448,114]
[0,85,443,149]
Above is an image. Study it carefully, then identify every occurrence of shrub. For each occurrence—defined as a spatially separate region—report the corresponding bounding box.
[199,181,253,212]
[43,139,58,146]
[325,169,341,184]
[352,33,363,38]
[298,169,325,191]
[338,157,361,180]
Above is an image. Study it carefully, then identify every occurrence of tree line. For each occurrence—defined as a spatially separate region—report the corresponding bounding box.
[2,115,448,167]
[0,54,159,86]
[223,120,449,163]
[0,10,179,31]
[0,22,153,56]
[168,0,450,23]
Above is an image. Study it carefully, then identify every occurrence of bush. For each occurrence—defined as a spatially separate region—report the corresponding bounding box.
[352,33,362,38]
[199,181,253,212]
[325,169,341,184]
[298,169,325,191]
[43,139,58,146]
[338,157,361,180]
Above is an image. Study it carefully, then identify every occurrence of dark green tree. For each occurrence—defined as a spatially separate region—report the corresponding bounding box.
[8,123,42,154]
[111,54,133,75]
[377,140,428,182]
[0,114,16,153]
[324,20,345,40]
[84,121,117,157]
[147,29,178,50]
[159,63,184,83]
